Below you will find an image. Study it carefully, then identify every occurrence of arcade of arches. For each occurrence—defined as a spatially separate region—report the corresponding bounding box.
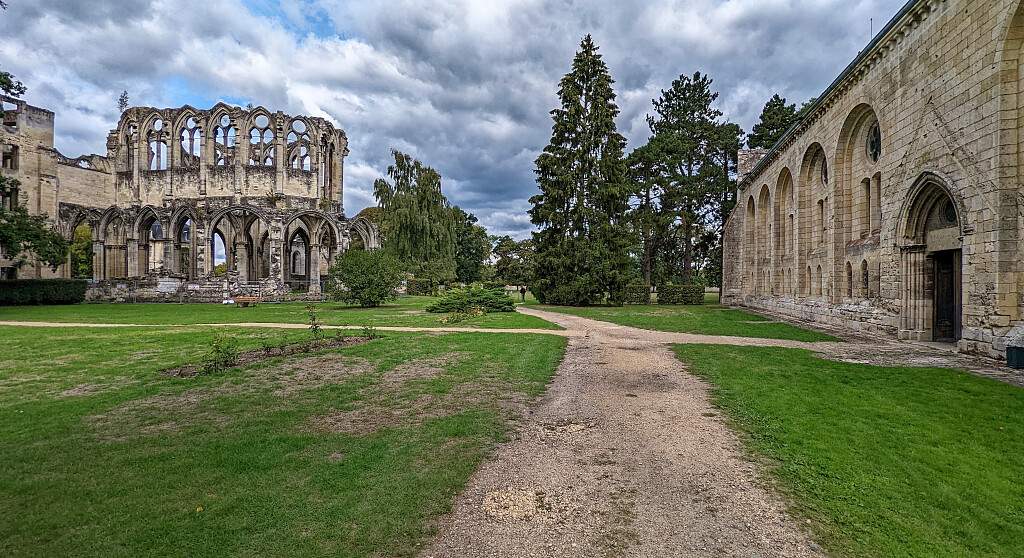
[1,101,379,299]
[722,0,1024,360]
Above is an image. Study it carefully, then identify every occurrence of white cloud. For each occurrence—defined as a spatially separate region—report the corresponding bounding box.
[3,0,906,238]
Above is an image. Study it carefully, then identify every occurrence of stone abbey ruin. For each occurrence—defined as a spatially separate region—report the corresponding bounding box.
[0,100,379,301]
[722,0,1024,359]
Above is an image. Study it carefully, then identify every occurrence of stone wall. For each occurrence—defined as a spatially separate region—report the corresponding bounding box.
[722,0,1024,359]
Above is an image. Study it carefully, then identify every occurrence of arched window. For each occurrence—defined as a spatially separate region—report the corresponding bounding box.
[288,120,311,171]
[866,121,882,163]
[179,117,202,168]
[861,260,870,297]
[214,115,236,166]
[147,119,168,171]
[249,114,275,167]
[815,265,823,297]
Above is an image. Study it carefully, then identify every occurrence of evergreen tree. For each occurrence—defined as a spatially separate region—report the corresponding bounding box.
[626,141,672,287]
[529,35,631,305]
[373,150,457,286]
[646,72,727,284]
[747,94,798,149]
[117,90,130,113]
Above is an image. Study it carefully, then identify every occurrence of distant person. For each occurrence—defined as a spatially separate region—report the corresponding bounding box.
[519,286,527,302]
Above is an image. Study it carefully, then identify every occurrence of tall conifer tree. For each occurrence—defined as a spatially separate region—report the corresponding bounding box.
[747,94,798,149]
[529,35,630,305]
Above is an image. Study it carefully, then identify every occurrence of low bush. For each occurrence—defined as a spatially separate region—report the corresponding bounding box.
[406,277,434,296]
[0,279,87,305]
[483,281,506,291]
[325,250,403,307]
[623,283,651,305]
[657,284,705,305]
[426,287,515,313]
[199,335,240,375]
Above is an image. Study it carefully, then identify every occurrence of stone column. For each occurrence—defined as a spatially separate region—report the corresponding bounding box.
[270,217,286,292]
[236,239,249,283]
[92,240,104,281]
[308,243,321,295]
[126,238,139,277]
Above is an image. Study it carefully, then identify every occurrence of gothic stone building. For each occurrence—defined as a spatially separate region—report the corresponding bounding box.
[0,98,379,301]
[722,0,1024,359]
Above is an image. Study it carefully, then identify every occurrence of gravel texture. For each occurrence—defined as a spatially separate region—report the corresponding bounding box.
[420,307,826,558]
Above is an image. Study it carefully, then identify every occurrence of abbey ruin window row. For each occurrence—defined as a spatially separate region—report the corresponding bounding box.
[115,106,344,177]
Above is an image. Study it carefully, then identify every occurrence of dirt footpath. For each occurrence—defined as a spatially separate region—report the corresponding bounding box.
[420,308,825,558]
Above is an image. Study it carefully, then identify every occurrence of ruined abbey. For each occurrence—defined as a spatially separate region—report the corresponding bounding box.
[722,0,1024,359]
[0,100,379,301]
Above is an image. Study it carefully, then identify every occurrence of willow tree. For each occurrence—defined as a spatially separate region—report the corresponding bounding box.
[373,149,457,285]
[529,35,631,305]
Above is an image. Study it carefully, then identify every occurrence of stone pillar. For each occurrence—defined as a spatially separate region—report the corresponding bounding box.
[126,238,139,277]
[92,240,104,281]
[237,240,249,283]
[308,243,321,294]
[270,217,286,291]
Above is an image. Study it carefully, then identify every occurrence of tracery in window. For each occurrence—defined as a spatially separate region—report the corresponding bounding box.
[249,114,275,167]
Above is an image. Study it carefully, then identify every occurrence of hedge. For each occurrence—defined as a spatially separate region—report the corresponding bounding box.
[657,284,704,305]
[623,283,651,304]
[406,278,434,296]
[0,279,88,305]
[482,281,507,291]
[426,287,515,313]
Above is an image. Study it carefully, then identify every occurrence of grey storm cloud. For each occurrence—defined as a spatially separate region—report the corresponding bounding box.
[1,0,905,238]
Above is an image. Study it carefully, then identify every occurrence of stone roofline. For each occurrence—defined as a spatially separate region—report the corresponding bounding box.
[737,0,936,193]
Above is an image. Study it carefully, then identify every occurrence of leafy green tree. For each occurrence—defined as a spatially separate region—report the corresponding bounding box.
[492,235,534,286]
[453,206,490,284]
[325,249,403,307]
[0,176,68,277]
[747,94,798,149]
[68,224,93,279]
[529,35,631,306]
[373,149,457,286]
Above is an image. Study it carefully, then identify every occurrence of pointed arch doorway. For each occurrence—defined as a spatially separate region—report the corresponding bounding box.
[898,174,962,343]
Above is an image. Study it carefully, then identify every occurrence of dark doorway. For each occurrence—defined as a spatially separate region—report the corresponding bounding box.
[932,249,962,342]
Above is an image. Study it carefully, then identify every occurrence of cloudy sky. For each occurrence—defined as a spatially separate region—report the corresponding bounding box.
[2,0,904,238]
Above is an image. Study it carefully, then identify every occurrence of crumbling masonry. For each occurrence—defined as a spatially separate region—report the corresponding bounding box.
[0,100,379,301]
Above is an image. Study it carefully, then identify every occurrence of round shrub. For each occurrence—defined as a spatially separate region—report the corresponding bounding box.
[325,250,403,307]
[426,287,515,313]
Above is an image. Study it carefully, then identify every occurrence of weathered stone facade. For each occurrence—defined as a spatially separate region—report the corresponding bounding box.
[0,98,379,301]
[723,0,1024,359]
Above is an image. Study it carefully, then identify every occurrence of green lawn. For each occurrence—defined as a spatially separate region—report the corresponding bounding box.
[0,295,558,329]
[532,296,834,342]
[674,345,1024,557]
[0,325,566,557]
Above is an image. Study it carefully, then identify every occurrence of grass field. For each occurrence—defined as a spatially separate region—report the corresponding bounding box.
[674,344,1024,557]
[532,295,834,342]
[0,325,566,557]
[0,296,559,330]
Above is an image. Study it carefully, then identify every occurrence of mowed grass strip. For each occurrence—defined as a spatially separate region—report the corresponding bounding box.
[0,295,560,330]
[0,325,566,557]
[533,294,834,342]
[674,344,1024,557]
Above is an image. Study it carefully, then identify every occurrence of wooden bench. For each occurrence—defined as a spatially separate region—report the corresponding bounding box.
[234,296,262,308]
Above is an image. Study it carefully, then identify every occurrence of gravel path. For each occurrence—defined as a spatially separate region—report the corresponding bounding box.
[420,307,826,558]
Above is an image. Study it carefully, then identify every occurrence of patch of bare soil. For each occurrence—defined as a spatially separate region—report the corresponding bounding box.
[161,336,370,378]
[271,355,374,397]
[87,389,224,442]
[309,354,522,436]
